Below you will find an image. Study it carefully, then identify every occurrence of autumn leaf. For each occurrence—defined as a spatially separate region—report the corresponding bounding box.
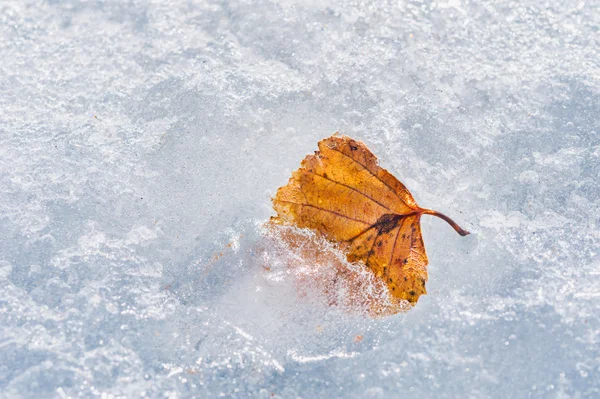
[271,134,469,304]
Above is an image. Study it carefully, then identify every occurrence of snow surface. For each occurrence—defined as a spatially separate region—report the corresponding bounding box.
[1,0,599,397]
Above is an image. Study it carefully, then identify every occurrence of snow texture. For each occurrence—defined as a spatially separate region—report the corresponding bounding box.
[1,0,599,397]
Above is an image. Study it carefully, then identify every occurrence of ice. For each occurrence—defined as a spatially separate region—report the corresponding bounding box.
[1,0,598,397]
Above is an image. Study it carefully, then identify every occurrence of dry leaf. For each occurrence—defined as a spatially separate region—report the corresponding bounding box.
[272,134,469,304]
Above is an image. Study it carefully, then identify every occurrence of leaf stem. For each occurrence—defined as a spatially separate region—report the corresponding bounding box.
[422,209,470,236]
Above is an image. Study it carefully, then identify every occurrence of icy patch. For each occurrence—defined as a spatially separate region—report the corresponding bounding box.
[258,223,411,316]
[1,0,599,396]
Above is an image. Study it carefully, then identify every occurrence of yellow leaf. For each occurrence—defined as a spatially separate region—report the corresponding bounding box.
[272,134,469,304]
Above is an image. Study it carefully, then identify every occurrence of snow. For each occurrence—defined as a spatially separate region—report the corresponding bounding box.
[1,0,599,397]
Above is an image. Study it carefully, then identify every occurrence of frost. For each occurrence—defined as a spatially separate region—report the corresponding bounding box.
[1,0,599,397]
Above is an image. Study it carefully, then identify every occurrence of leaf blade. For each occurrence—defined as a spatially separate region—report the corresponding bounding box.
[272,134,467,305]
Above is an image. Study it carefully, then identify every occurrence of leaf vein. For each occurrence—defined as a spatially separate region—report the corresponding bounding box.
[274,200,371,226]
[306,169,393,213]
[328,146,408,207]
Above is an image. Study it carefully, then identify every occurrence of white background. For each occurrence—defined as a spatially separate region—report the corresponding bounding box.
[1,0,598,397]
